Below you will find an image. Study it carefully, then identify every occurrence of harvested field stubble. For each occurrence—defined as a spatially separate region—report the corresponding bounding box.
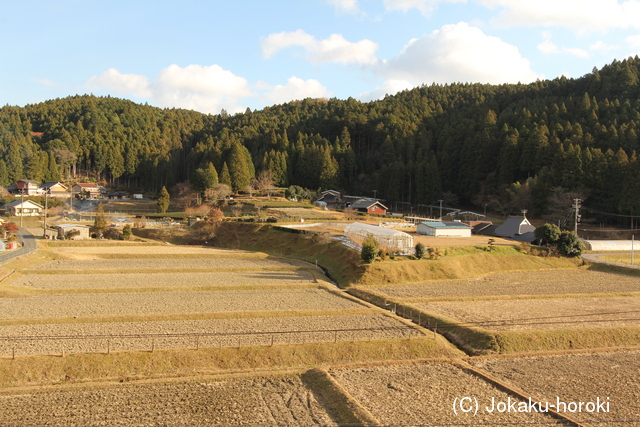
[330,362,558,426]
[0,375,338,426]
[12,270,317,290]
[470,351,640,426]
[417,296,640,331]
[0,315,422,356]
[30,257,307,271]
[374,269,640,300]
[0,289,362,319]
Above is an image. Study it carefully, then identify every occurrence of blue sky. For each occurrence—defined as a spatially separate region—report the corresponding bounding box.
[1,0,639,115]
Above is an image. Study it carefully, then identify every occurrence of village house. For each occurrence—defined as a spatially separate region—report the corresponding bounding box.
[346,199,388,215]
[72,183,101,199]
[494,216,536,242]
[39,182,70,198]
[4,199,44,216]
[8,179,42,196]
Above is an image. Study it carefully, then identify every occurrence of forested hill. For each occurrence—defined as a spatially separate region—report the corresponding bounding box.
[1,56,640,222]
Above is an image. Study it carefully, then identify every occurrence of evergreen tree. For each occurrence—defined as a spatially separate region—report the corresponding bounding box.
[228,143,251,192]
[157,186,170,213]
[219,162,232,188]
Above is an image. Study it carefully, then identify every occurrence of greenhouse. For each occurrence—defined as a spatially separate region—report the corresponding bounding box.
[344,222,414,254]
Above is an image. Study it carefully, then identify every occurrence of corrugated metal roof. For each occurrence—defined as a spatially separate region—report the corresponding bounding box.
[420,221,470,229]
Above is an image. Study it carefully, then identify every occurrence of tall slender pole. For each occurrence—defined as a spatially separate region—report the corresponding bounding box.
[438,199,443,221]
[43,191,48,238]
[632,235,635,266]
[20,190,23,228]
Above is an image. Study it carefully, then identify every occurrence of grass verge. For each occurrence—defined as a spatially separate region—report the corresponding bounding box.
[0,338,461,388]
[358,252,582,286]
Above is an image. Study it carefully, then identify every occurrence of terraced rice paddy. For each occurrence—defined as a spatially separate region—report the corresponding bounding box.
[367,268,640,333]
[0,375,337,426]
[0,244,421,357]
[417,296,640,330]
[470,350,640,426]
[372,269,640,300]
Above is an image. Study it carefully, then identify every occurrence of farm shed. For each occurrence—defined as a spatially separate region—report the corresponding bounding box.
[344,222,414,253]
[494,216,536,241]
[347,199,388,215]
[56,224,91,240]
[417,221,472,237]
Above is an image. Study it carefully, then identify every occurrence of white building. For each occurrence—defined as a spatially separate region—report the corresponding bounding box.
[417,221,472,237]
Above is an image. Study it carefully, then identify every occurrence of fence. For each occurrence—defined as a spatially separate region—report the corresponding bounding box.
[0,326,423,358]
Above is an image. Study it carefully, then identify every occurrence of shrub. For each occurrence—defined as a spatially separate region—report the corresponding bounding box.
[557,231,585,257]
[122,224,132,240]
[361,234,379,263]
[535,223,561,246]
[415,242,426,259]
[428,247,441,260]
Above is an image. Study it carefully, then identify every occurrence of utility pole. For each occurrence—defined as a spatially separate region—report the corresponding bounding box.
[43,190,48,238]
[438,199,443,221]
[373,189,377,200]
[573,198,581,235]
[19,190,24,228]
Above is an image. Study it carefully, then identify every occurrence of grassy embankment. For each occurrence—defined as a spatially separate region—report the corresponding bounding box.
[0,339,459,389]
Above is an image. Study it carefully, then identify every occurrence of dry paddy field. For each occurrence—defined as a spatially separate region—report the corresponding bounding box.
[0,244,424,358]
[0,374,337,427]
[362,268,640,352]
[470,350,640,426]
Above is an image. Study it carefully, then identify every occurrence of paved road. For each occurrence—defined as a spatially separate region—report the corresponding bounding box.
[583,252,640,269]
[0,228,37,265]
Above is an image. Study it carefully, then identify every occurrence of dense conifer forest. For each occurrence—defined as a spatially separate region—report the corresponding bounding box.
[1,57,640,225]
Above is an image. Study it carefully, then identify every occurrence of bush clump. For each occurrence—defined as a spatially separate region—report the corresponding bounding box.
[361,234,379,263]
[415,242,426,259]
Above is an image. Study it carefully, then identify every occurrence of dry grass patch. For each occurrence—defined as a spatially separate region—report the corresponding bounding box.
[0,338,461,388]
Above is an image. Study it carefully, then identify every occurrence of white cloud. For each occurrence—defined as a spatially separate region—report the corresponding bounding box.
[87,68,152,98]
[537,33,590,58]
[627,34,640,55]
[590,41,621,53]
[87,64,252,115]
[261,77,331,105]
[357,79,413,102]
[380,22,541,85]
[383,0,465,15]
[480,0,640,33]
[261,30,378,65]
[537,40,559,54]
[326,0,361,14]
